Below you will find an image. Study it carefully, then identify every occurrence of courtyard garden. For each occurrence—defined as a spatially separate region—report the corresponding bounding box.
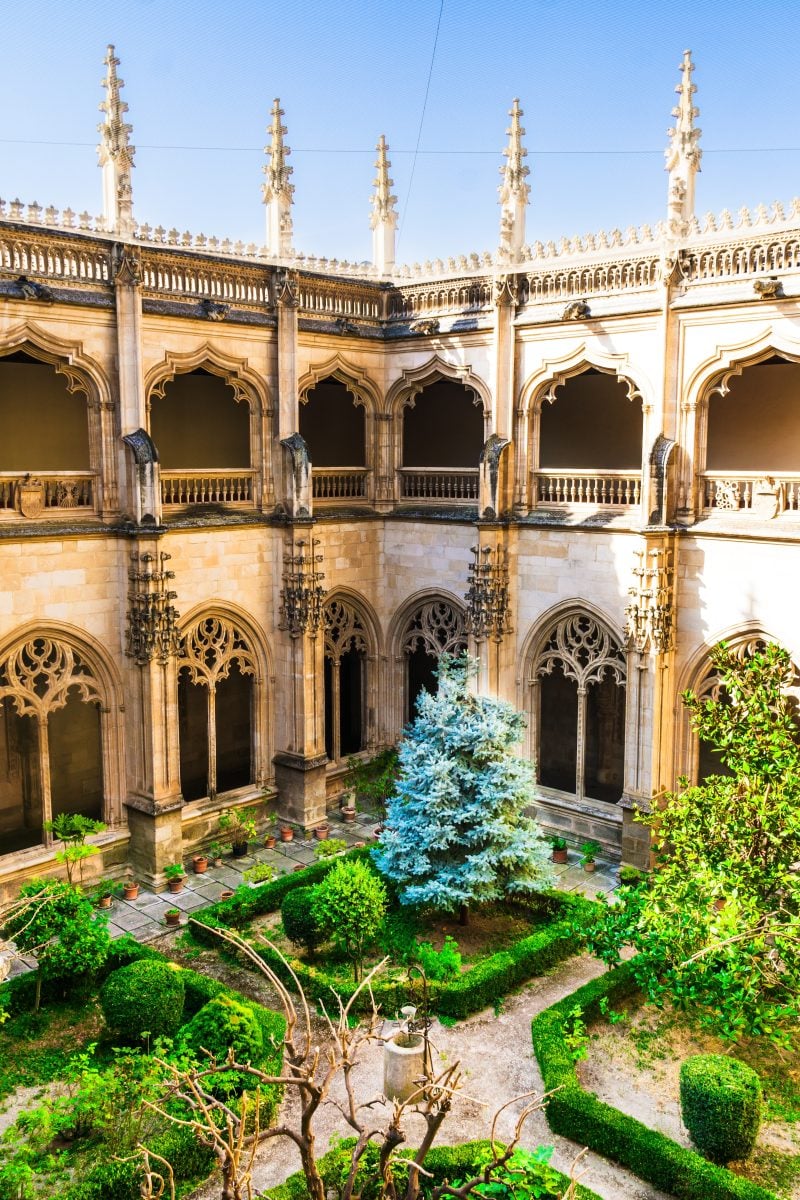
[0,647,798,1200]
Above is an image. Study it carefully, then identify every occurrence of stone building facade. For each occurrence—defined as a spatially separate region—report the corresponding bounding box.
[1,48,799,895]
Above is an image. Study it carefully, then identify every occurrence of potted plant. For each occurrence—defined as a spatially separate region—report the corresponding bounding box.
[313,822,330,841]
[264,828,277,850]
[243,861,275,887]
[164,908,181,927]
[164,863,186,893]
[314,838,348,860]
[219,808,258,857]
[550,835,569,864]
[208,840,225,867]
[123,880,140,901]
[339,790,357,822]
[91,878,115,908]
[581,839,602,872]
[219,888,235,901]
[192,852,209,874]
[279,823,295,843]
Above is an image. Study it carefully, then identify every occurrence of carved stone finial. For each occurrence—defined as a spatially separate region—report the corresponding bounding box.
[665,49,701,238]
[97,44,135,236]
[498,99,530,263]
[370,135,398,275]
[262,98,294,258]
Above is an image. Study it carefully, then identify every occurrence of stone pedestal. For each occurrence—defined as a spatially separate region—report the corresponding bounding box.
[383,1033,425,1103]
[273,751,328,830]
[124,797,184,890]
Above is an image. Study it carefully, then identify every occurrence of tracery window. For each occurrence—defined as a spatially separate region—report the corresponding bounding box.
[178,616,256,801]
[0,638,104,852]
[529,612,626,803]
[400,599,467,722]
[323,599,368,762]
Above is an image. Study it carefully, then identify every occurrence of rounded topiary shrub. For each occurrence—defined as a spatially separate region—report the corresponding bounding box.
[100,958,186,1045]
[680,1053,762,1163]
[176,995,264,1095]
[281,885,325,955]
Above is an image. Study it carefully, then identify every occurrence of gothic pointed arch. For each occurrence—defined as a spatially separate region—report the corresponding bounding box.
[177,604,272,801]
[298,354,380,413]
[145,343,272,510]
[0,622,125,853]
[385,354,491,416]
[322,588,381,762]
[0,321,116,516]
[388,590,467,728]
[522,601,627,805]
[297,357,378,494]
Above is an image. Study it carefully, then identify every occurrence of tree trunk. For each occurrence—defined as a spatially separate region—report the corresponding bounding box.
[459,904,469,926]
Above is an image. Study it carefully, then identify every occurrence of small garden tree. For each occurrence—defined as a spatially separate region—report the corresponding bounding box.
[312,859,387,980]
[373,654,553,922]
[585,641,800,1044]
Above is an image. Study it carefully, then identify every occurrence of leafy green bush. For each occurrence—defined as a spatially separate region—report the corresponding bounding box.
[281,886,325,955]
[680,1055,762,1163]
[59,1158,141,1200]
[314,837,348,859]
[100,958,186,1045]
[177,995,264,1095]
[413,936,461,980]
[312,859,387,980]
[531,962,777,1200]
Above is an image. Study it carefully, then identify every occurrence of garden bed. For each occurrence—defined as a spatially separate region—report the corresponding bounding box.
[0,938,285,1199]
[190,846,592,1019]
[531,960,787,1200]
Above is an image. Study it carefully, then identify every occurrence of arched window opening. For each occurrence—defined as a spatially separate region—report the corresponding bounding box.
[688,636,776,782]
[0,351,94,516]
[536,369,642,508]
[703,358,800,513]
[400,380,483,505]
[152,369,253,508]
[323,600,368,763]
[300,378,368,504]
[400,600,467,724]
[0,637,105,853]
[178,617,255,801]
[530,613,626,803]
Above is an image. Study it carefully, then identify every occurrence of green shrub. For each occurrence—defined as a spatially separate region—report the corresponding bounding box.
[281,886,325,955]
[177,995,264,1095]
[680,1055,762,1163]
[312,859,388,980]
[314,837,348,859]
[59,1158,141,1200]
[100,959,186,1045]
[413,936,461,980]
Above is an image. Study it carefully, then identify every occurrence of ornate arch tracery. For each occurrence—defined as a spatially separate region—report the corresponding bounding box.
[0,638,103,719]
[400,600,467,660]
[324,600,368,664]
[532,613,627,690]
[322,597,372,762]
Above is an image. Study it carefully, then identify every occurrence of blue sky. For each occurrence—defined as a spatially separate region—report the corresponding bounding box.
[1,0,798,264]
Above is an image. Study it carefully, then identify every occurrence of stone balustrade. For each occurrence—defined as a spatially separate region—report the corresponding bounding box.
[701,471,800,515]
[399,468,479,503]
[160,471,254,507]
[311,468,370,501]
[535,470,642,508]
[0,473,95,515]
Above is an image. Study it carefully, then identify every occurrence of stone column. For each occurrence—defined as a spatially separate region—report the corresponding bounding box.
[275,271,300,511]
[122,531,183,887]
[113,245,155,521]
[491,274,518,515]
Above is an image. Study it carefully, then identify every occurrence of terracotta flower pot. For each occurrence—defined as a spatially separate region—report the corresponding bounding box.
[314,825,330,841]
[582,861,596,873]
[192,856,209,874]
[167,877,185,893]
[219,889,234,901]
[552,848,568,864]
[264,835,277,849]
[97,894,112,909]
[123,882,139,901]
[341,807,356,823]
[293,863,306,872]
[165,910,181,927]
[279,827,294,843]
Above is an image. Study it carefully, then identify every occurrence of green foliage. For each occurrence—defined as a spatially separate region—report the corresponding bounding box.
[562,1005,589,1062]
[582,642,800,1044]
[3,880,110,1009]
[100,958,186,1045]
[280,886,325,956]
[412,936,462,981]
[373,654,553,916]
[42,814,107,887]
[680,1055,763,1164]
[176,995,264,1096]
[344,748,399,815]
[312,859,387,979]
[549,835,567,851]
[618,865,646,886]
[163,863,185,880]
[313,837,348,859]
[580,840,601,863]
[218,807,258,844]
[531,962,778,1200]
[243,861,275,885]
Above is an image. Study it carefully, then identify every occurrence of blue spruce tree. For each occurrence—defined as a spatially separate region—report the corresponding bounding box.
[373,654,553,921]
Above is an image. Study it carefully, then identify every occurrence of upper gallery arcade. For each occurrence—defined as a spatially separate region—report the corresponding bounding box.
[1,45,799,891]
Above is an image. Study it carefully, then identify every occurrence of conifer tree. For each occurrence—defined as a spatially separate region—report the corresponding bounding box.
[373,654,553,920]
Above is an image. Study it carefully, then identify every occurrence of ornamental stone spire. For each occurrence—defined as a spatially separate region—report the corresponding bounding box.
[262,99,294,258]
[498,99,530,262]
[665,50,702,237]
[370,135,398,276]
[97,44,135,235]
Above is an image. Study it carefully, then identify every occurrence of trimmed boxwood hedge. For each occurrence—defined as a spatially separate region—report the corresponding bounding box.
[531,962,778,1200]
[190,848,590,1018]
[267,1138,604,1200]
